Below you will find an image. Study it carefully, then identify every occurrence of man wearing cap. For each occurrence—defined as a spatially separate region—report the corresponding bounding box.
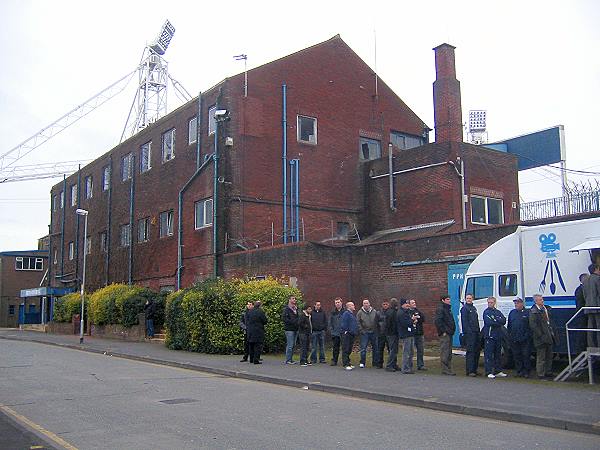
[507,297,532,378]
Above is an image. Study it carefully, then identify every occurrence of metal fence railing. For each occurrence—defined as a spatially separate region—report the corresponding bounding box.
[520,189,600,221]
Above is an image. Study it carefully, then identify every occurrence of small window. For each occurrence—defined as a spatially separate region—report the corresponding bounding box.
[297,115,317,144]
[68,242,74,261]
[140,142,152,173]
[160,210,174,237]
[390,131,424,150]
[208,105,217,135]
[60,191,64,209]
[53,195,58,211]
[100,231,108,252]
[85,237,91,255]
[138,217,150,243]
[8,305,15,315]
[188,117,198,144]
[359,137,381,161]
[499,274,518,297]
[471,195,504,225]
[15,257,23,270]
[102,165,111,191]
[162,129,175,162]
[465,275,494,299]
[85,176,93,199]
[70,184,78,207]
[122,153,133,181]
[194,199,213,229]
[15,256,42,271]
[336,222,350,239]
[120,224,131,247]
[35,257,43,270]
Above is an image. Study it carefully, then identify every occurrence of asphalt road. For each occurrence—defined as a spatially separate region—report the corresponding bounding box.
[0,409,53,450]
[1,339,599,450]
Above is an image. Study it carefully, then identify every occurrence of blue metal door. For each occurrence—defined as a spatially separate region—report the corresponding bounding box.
[18,304,24,325]
[448,263,471,346]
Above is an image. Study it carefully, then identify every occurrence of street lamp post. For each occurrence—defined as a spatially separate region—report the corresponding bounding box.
[75,208,88,344]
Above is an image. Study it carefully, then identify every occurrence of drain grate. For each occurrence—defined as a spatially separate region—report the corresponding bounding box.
[159,398,199,405]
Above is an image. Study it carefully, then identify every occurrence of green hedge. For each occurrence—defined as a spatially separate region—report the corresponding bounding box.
[53,292,87,323]
[88,283,162,328]
[165,277,301,354]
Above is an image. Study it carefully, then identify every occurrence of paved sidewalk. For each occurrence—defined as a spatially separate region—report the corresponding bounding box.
[1,329,599,435]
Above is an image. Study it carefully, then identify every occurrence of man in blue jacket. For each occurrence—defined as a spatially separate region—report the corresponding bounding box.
[507,297,532,378]
[341,301,358,370]
[482,296,507,379]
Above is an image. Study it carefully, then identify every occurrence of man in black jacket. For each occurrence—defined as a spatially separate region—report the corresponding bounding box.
[239,301,254,362]
[144,299,156,338]
[310,301,327,364]
[298,305,313,366]
[376,300,391,369]
[573,273,588,354]
[409,299,427,371]
[507,297,532,378]
[435,294,456,376]
[383,298,399,371]
[397,299,416,374]
[247,301,268,364]
[329,297,344,366]
[460,294,480,376]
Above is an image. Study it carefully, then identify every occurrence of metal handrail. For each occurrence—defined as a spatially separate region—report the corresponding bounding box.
[565,306,600,370]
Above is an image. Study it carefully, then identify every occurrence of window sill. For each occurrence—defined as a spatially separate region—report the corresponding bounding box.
[195,224,213,231]
[297,140,317,146]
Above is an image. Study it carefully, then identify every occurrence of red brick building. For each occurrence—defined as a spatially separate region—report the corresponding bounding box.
[49,37,520,336]
[0,250,48,327]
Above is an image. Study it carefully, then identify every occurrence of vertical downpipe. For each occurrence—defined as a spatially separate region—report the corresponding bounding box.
[295,159,300,241]
[60,176,66,277]
[289,160,296,242]
[105,157,113,286]
[128,155,135,284]
[196,92,203,169]
[282,84,288,244]
[213,102,219,279]
[388,143,395,211]
[460,158,466,230]
[75,166,81,285]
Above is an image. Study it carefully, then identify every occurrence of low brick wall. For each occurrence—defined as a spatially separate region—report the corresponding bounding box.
[89,313,146,341]
[47,322,76,334]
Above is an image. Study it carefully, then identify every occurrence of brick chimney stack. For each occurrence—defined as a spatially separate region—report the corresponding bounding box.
[433,43,463,144]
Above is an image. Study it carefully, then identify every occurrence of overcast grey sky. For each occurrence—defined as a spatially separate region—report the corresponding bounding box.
[1,0,599,250]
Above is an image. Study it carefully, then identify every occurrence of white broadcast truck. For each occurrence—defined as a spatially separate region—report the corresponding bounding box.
[461,216,600,353]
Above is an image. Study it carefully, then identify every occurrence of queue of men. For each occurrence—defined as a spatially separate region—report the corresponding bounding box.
[241,263,600,379]
[279,295,426,372]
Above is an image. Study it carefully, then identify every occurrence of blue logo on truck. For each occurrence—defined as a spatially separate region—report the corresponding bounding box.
[538,233,566,295]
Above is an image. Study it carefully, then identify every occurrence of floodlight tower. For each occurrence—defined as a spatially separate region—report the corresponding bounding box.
[121,20,176,141]
[467,110,488,145]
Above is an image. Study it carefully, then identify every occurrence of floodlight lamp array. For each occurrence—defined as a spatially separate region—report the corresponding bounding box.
[150,20,176,55]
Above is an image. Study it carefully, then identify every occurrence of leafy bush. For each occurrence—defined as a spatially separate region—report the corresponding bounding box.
[164,277,301,354]
[88,283,160,328]
[53,292,87,323]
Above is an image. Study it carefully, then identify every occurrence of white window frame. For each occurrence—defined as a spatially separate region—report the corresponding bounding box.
[159,210,174,237]
[194,198,214,229]
[358,137,382,161]
[138,217,150,243]
[122,153,133,181]
[85,176,93,199]
[102,165,111,191]
[297,115,317,145]
[140,142,152,173]
[70,184,77,207]
[188,116,198,144]
[162,129,175,162]
[208,105,217,135]
[100,231,108,252]
[470,195,504,225]
[60,191,64,208]
[68,242,74,261]
[120,224,131,247]
[53,195,58,211]
[15,256,44,271]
